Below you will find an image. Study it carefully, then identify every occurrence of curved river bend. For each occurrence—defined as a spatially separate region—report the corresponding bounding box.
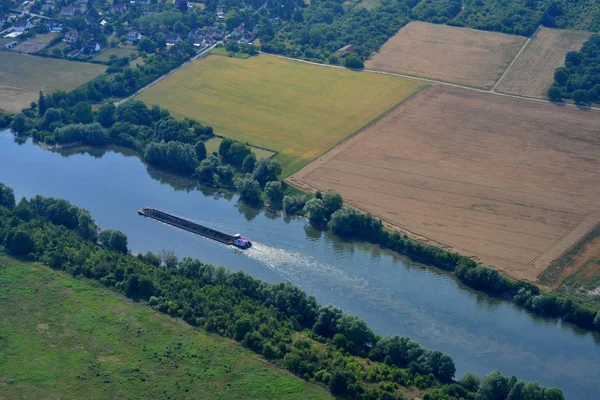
[1,132,599,399]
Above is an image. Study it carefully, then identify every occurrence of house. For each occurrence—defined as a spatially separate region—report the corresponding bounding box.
[337,44,355,56]
[216,10,225,21]
[67,48,81,58]
[60,6,75,16]
[41,3,54,12]
[111,4,127,14]
[63,29,79,44]
[85,41,100,53]
[130,0,150,4]
[45,21,63,31]
[165,33,181,45]
[127,30,141,41]
[13,19,32,31]
[4,40,18,49]
[173,0,189,9]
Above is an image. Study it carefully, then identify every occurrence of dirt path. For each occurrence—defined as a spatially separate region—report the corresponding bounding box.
[491,26,541,92]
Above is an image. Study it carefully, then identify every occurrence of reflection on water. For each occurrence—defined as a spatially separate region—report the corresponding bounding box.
[1,132,600,400]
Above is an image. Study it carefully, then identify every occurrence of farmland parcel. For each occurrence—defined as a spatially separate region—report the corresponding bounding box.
[496,27,591,98]
[0,53,106,113]
[290,85,600,283]
[135,55,425,176]
[365,21,527,89]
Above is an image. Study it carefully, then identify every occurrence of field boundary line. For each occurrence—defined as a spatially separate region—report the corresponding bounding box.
[532,211,600,276]
[262,52,600,112]
[492,25,541,92]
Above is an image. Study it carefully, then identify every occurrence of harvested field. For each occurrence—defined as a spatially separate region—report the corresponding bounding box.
[135,54,425,176]
[496,27,591,98]
[0,53,105,113]
[365,21,527,89]
[289,85,600,283]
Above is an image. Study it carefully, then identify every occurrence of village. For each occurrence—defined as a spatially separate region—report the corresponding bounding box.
[0,0,258,61]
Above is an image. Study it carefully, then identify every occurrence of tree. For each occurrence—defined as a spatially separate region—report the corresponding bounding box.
[219,138,233,157]
[263,181,283,206]
[459,372,481,392]
[252,159,282,187]
[242,153,256,173]
[547,86,562,102]
[97,103,116,128]
[344,54,364,69]
[476,371,511,400]
[553,68,568,85]
[161,249,179,269]
[43,108,62,127]
[5,229,34,255]
[0,183,16,208]
[14,198,33,221]
[77,209,98,242]
[137,38,157,53]
[572,89,588,105]
[73,102,94,124]
[329,369,351,395]
[38,91,47,117]
[10,113,30,135]
[303,198,326,224]
[99,229,128,254]
[225,142,251,168]
[323,191,343,219]
[194,141,207,161]
[235,175,262,205]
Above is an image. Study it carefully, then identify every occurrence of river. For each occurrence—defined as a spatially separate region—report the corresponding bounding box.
[1,131,599,399]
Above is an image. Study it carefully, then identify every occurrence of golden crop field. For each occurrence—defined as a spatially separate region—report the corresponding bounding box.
[0,53,106,113]
[135,54,426,176]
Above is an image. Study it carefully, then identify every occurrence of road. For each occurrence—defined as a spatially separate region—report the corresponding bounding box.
[114,43,218,106]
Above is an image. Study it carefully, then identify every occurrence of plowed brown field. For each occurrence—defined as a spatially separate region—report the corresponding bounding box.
[289,85,600,282]
[365,22,526,89]
[496,27,591,98]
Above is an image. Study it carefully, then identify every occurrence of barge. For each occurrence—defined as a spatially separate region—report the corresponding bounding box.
[138,207,252,249]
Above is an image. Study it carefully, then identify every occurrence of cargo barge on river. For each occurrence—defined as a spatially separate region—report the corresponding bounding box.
[138,207,252,249]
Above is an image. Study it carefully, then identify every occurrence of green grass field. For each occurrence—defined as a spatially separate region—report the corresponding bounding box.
[94,47,139,62]
[135,55,426,176]
[0,256,331,399]
[0,53,106,113]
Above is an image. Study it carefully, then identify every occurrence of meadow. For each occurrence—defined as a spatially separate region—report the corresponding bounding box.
[135,54,425,176]
[0,256,331,399]
[0,53,106,113]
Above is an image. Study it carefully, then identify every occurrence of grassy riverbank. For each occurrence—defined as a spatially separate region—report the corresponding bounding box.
[0,255,331,399]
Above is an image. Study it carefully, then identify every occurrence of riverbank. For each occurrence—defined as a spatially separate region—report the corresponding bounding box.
[0,188,568,400]
[1,133,599,399]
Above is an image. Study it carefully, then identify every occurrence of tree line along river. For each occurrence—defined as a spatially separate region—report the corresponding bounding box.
[1,131,599,400]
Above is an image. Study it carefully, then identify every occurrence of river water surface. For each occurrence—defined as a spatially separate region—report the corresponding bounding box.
[1,132,599,399]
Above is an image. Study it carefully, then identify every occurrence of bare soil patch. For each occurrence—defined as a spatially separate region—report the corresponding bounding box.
[365,21,526,89]
[496,27,591,98]
[13,41,47,53]
[289,85,600,283]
